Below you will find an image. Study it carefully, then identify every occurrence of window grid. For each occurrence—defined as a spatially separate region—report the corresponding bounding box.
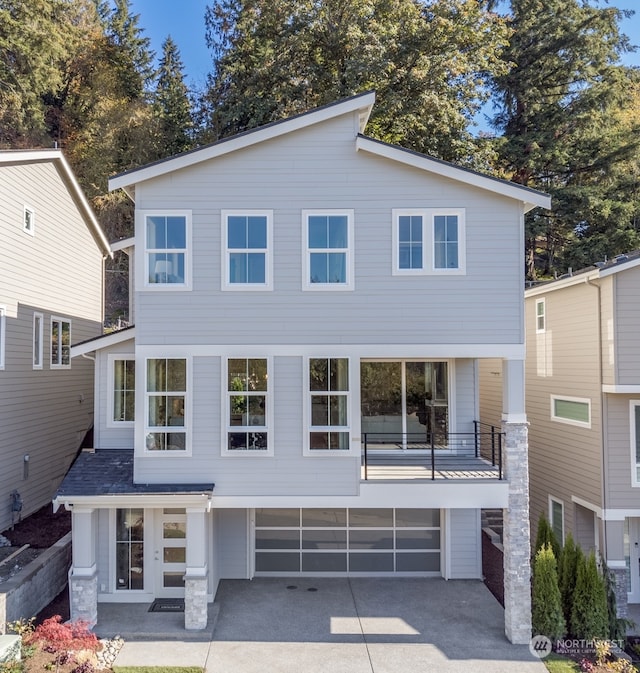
[145,358,187,451]
[304,210,354,290]
[308,358,350,451]
[144,213,188,287]
[536,299,546,333]
[113,359,135,422]
[50,317,70,368]
[223,212,271,288]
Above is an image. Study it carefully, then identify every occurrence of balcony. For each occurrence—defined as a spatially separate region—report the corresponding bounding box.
[361,422,503,481]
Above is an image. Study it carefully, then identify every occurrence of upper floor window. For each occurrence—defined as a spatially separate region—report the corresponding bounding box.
[303,210,354,290]
[536,299,546,333]
[33,312,43,369]
[145,358,187,451]
[306,357,350,453]
[222,211,272,289]
[50,317,70,368]
[631,401,640,486]
[224,358,271,454]
[111,357,135,424]
[144,212,190,288]
[551,395,590,429]
[24,206,35,235]
[393,209,465,275]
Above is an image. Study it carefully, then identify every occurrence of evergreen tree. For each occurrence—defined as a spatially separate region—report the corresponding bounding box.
[570,552,609,640]
[490,0,640,279]
[154,36,193,157]
[202,0,510,166]
[558,533,579,629]
[532,544,566,641]
[534,512,561,561]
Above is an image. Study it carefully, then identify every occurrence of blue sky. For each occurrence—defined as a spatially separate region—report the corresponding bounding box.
[130,0,640,132]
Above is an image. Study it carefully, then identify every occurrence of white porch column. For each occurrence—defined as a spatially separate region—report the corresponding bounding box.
[69,507,98,626]
[184,507,208,630]
[501,358,532,644]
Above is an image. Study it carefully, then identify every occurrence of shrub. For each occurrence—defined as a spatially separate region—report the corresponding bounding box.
[25,616,99,653]
[534,512,561,560]
[570,552,609,640]
[559,533,579,626]
[532,543,566,641]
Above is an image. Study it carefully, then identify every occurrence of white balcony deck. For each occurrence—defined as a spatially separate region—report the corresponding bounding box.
[361,454,501,481]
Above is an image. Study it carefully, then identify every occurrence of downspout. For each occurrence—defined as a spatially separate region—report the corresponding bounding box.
[586,275,606,556]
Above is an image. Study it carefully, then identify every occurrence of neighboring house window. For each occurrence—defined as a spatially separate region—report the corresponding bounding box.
[631,401,640,486]
[225,358,270,454]
[303,210,354,289]
[50,317,70,368]
[0,307,5,369]
[144,212,189,287]
[115,508,144,590]
[222,211,272,289]
[306,357,350,452]
[392,209,465,274]
[549,497,564,544]
[23,206,35,235]
[33,312,43,369]
[112,358,135,423]
[145,358,187,451]
[550,395,591,428]
[536,299,546,333]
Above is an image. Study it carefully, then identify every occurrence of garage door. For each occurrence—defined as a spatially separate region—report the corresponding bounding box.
[255,508,441,575]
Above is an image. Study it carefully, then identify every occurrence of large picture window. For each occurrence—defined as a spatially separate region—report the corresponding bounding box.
[144,212,189,287]
[145,358,187,451]
[304,211,354,289]
[50,317,70,368]
[223,211,272,289]
[307,358,350,452]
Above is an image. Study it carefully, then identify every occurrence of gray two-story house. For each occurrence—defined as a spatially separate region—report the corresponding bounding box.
[54,92,550,643]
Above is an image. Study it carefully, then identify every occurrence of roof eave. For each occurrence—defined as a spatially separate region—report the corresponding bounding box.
[70,326,136,357]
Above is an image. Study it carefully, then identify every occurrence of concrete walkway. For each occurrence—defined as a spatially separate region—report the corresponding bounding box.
[111,578,547,673]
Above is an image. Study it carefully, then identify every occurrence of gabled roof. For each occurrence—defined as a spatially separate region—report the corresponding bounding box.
[0,149,111,256]
[108,90,551,212]
[71,325,135,357]
[109,91,376,197]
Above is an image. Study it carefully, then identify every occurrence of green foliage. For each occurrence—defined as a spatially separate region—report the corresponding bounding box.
[532,543,566,641]
[558,533,579,629]
[202,0,510,166]
[570,552,609,641]
[534,512,561,561]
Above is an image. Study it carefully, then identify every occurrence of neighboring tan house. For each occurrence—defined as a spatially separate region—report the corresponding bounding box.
[54,92,550,642]
[480,251,640,616]
[0,149,110,533]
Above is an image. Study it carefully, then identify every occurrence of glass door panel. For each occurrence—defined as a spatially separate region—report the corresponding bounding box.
[360,362,402,442]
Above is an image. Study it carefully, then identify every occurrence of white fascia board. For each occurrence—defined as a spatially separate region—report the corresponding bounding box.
[524,270,600,298]
[209,481,509,509]
[71,327,136,358]
[110,236,135,253]
[598,256,640,278]
[54,492,212,511]
[0,149,112,257]
[355,136,551,212]
[603,385,640,394]
[109,92,376,192]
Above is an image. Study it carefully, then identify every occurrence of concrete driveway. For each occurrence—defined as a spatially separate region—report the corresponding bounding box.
[201,577,546,673]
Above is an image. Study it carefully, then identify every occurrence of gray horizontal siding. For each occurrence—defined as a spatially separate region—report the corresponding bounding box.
[133,114,524,347]
[448,508,481,578]
[604,394,640,508]
[614,266,640,385]
[216,509,248,579]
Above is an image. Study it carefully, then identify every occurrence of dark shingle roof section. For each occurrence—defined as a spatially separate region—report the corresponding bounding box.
[56,450,214,497]
[71,324,135,349]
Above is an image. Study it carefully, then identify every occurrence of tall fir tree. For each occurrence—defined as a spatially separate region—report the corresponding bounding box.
[570,551,609,640]
[532,544,566,641]
[558,533,579,629]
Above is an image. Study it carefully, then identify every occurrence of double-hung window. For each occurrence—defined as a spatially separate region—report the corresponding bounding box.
[224,358,270,454]
[304,210,354,289]
[393,209,465,274]
[111,357,135,424]
[222,211,272,289]
[536,299,546,333]
[33,312,43,369]
[631,401,640,486]
[306,358,351,453]
[50,317,70,368]
[145,358,187,452]
[144,212,190,288]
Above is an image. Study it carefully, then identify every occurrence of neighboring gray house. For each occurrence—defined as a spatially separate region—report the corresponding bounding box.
[54,92,550,642]
[0,149,110,532]
[480,251,640,616]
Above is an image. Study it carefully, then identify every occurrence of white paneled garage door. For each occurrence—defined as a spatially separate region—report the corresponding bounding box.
[255,508,441,575]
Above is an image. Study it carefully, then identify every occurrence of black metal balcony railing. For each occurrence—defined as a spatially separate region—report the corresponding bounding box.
[362,422,503,481]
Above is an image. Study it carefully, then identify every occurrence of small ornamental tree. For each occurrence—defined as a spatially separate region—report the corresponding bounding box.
[570,552,609,640]
[534,512,561,561]
[559,533,579,628]
[532,543,566,641]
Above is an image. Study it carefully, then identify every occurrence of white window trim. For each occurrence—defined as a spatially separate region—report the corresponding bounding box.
[392,208,465,275]
[631,400,640,487]
[550,394,591,429]
[23,205,35,235]
[0,306,5,370]
[142,356,192,456]
[302,209,354,291]
[50,316,71,369]
[139,210,192,291]
[549,496,565,545]
[303,356,356,456]
[222,357,273,457]
[33,312,43,370]
[221,210,273,291]
[536,298,546,333]
[108,354,135,428]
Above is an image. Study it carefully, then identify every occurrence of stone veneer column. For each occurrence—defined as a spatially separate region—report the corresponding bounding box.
[184,508,208,630]
[69,507,98,626]
[184,576,208,630]
[69,572,98,625]
[609,566,629,619]
[502,420,532,644]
